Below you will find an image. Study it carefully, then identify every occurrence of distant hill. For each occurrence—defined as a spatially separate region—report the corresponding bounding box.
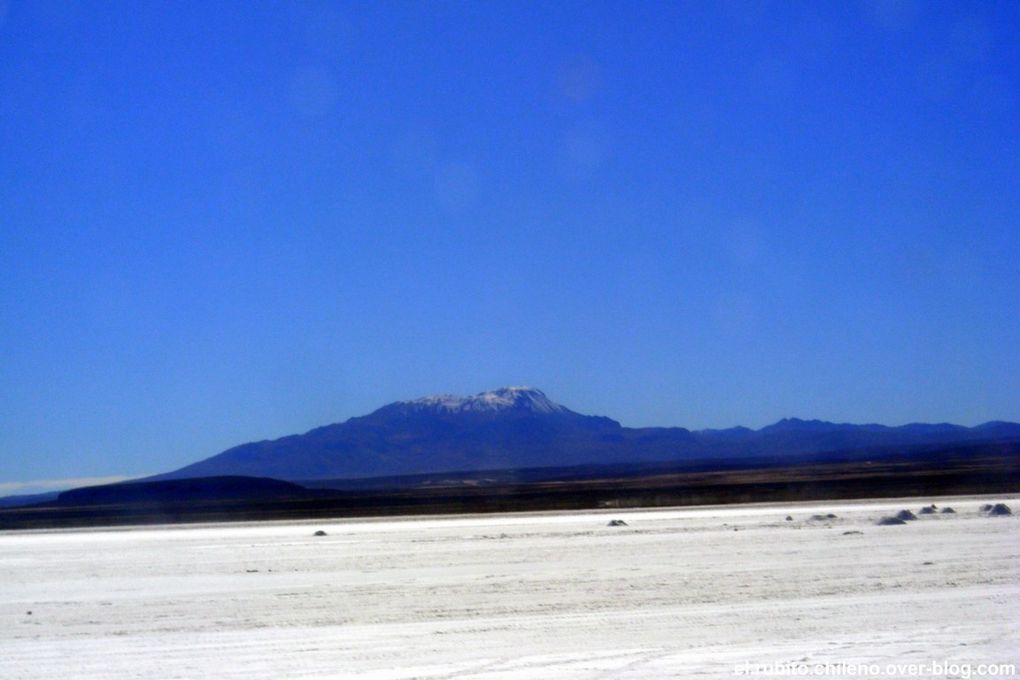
[56,476,311,506]
[150,386,1020,483]
[0,490,61,508]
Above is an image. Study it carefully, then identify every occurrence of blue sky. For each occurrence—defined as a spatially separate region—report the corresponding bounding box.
[1,1,1018,491]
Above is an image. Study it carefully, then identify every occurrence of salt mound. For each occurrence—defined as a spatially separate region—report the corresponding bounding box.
[894,510,917,521]
[877,516,907,526]
[313,530,328,536]
[986,503,1012,516]
[940,507,956,514]
[918,507,935,515]
[607,519,628,527]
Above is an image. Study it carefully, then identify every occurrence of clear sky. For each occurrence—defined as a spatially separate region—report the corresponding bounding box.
[1,0,1018,492]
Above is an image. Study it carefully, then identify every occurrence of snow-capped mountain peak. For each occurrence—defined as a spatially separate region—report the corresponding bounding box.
[401,386,567,415]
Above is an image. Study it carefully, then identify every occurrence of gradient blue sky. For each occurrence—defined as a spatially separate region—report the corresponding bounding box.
[2,1,1018,491]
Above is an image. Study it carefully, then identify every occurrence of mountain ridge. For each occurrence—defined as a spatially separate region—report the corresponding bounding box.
[151,387,1020,483]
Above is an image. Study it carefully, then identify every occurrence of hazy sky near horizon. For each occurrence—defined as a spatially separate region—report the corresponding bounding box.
[2,0,1019,488]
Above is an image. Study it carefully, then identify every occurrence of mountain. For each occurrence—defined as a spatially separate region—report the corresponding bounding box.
[153,386,1020,483]
[158,387,636,480]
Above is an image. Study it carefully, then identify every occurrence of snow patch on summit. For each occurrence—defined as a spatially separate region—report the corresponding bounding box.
[402,386,567,414]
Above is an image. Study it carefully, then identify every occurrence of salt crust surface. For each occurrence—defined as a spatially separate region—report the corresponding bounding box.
[2,496,1018,678]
